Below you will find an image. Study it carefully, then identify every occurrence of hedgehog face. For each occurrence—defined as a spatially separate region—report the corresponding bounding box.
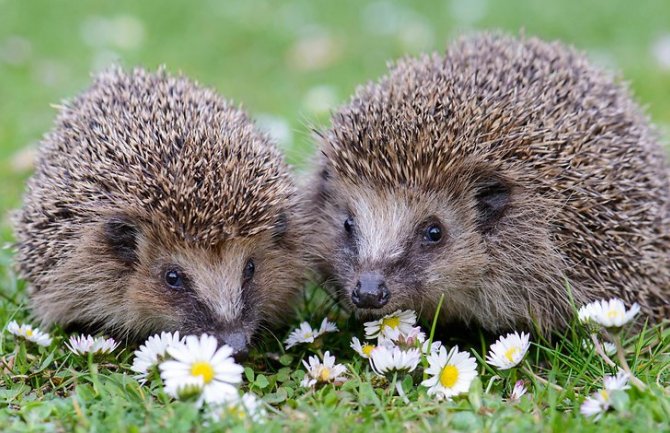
[312,168,523,327]
[101,214,299,360]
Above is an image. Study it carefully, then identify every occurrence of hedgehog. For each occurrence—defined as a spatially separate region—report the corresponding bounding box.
[307,33,670,333]
[14,67,307,358]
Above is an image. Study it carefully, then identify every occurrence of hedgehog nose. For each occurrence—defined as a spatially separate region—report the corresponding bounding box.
[218,330,249,362]
[352,272,390,309]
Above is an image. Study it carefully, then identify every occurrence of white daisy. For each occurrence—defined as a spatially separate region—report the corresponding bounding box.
[580,391,609,419]
[285,318,338,349]
[350,337,377,359]
[377,324,442,354]
[364,310,417,340]
[318,318,338,335]
[300,351,347,388]
[578,298,640,329]
[602,342,617,356]
[159,334,243,406]
[208,393,266,424]
[421,345,478,400]
[486,332,531,370]
[509,380,527,401]
[378,325,425,348]
[603,370,630,391]
[5,320,52,346]
[368,345,421,376]
[131,331,184,383]
[422,339,443,355]
[580,370,630,419]
[285,322,316,348]
[66,335,118,355]
[582,339,617,356]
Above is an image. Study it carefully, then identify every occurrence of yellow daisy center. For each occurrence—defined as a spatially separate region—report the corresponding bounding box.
[25,329,33,337]
[439,365,459,388]
[318,366,331,382]
[362,344,375,357]
[228,405,246,420]
[607,309,622,320]
[191,361,215,384]
[381,316,400,330]
[504,346,520,362]
[598,389,609,401]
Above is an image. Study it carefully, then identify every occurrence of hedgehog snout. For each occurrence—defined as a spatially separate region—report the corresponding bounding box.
[351,271,390,309]
[217,329,249,362]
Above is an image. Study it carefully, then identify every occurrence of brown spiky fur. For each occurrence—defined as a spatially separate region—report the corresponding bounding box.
[308,33,670,332]
[15,67,306,349]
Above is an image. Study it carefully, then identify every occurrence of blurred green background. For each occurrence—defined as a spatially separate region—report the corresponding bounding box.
[1,0,669,244]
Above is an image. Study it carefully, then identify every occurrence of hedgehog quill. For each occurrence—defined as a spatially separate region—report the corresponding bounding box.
[308,33,670,332]
[14,68,307,359]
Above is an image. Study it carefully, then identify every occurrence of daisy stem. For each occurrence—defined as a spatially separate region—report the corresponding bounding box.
[395,380,410,404]
[484,375,501,394]
[16,340,28,370]
[521,364,564,392]
[611,333,646,391]
[589,333,617,368]
[389,372,398,399]
[423,294,445,381]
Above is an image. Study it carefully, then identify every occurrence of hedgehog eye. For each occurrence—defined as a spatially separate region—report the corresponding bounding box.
[243,259,255,281]
[343,217,354,234]
[422,223,443,244]
[164,269,185,289]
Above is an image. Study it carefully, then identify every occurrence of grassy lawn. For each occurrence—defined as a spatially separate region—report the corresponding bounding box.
[1,0,669,431]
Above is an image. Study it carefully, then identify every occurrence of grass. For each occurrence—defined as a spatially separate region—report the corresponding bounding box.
[2,275,670,432]
[1,0,670,431]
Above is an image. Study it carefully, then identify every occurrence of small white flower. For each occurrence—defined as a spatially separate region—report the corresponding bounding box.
[285,318,338,349]
[368,345,421,376]
[5,320,52,346]
[350,337,377,359]
[159,334,243,406]
[602,342,617,356]
[580,392,608,419]
[66,335,118,355]
[582,339,617,356]
[131,331,184,383]
[318,318,338,335]
[578,298,640,329]
[486,332,531,370]
[285,322,316,348]
[208,393,266,424]
[300,351,347,388]
[422,339,443,355]
[377,324,441,354]
[603,370,630,392]
[580,370,630,420]
[378,325,425,347]
[421,345,478,400]
[509,380,527,401]
[364,310,417,340]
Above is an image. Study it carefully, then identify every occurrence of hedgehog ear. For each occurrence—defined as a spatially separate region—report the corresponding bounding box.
[271,212,289,240]
[474,176,511,234]
[104,216,138,265]
[315,166,331,202]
